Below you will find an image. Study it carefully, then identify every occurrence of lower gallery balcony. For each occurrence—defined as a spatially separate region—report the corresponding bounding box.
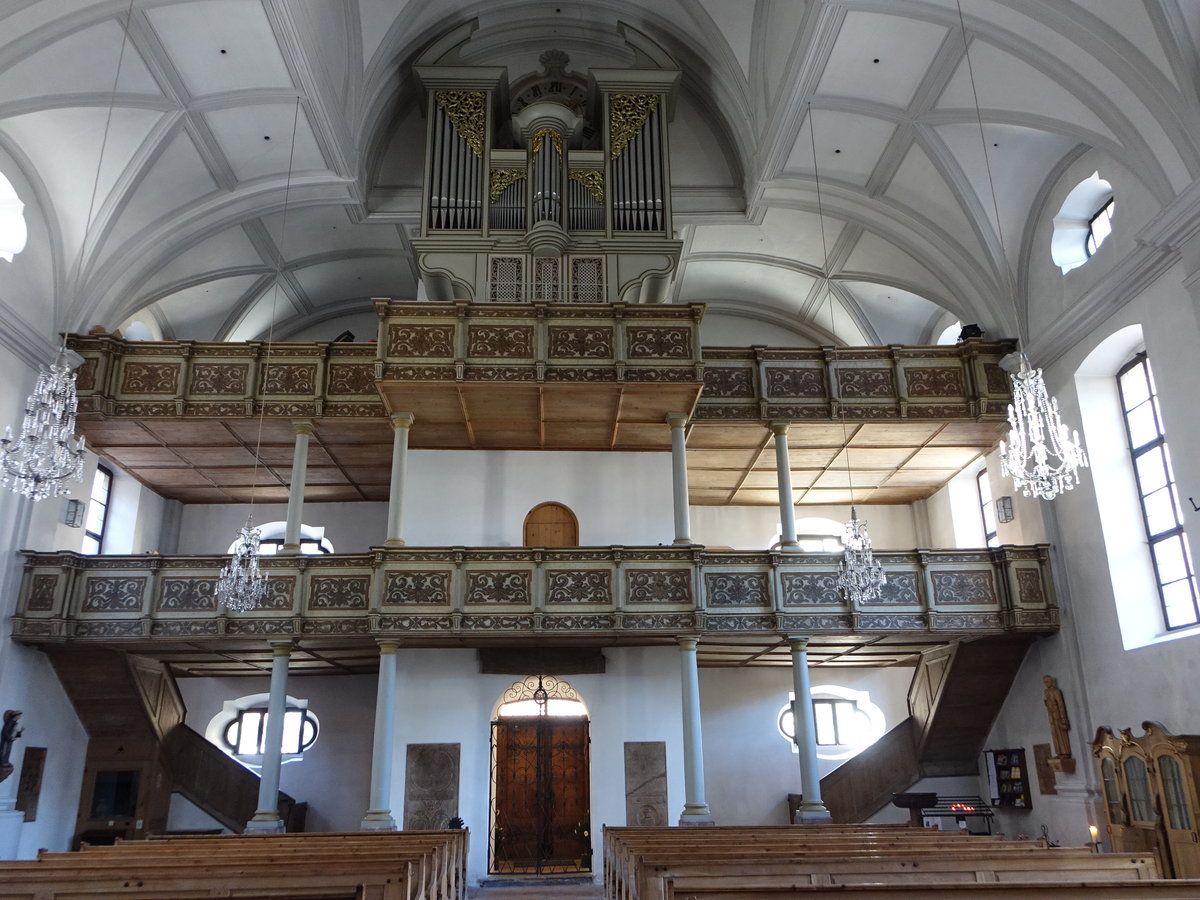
[13,545,1057,674]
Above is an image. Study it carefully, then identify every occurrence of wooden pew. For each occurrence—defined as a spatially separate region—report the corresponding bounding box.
[0,829,468,900]
[602,825,1189,900]
[666,882,1200,899]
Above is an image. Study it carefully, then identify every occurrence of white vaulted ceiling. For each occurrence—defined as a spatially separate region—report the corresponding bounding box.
[0,0,1196,357]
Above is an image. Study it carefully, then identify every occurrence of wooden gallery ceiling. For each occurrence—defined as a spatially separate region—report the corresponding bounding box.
[83,412,1004,507]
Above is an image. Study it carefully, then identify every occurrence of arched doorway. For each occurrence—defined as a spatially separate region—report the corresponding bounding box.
[489,675,591,875]
[523,502,578,547]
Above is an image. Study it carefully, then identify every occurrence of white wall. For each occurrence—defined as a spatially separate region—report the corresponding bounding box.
[392,647,684,885]
[178,502,388,554]
[175,647,684,885]
[690,503,919,550]
[177,674,376,834]
[699,666,913,825]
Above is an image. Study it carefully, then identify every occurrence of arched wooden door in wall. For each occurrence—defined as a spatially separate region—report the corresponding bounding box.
[490,676,591,876]
[523,502,578,547]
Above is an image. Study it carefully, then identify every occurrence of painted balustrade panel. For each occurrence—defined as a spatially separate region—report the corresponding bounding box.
[698,341,1016,423]
[13,545,1057,643]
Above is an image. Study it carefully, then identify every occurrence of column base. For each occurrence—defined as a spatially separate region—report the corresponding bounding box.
[778,541,800,551]
[360,811,397,831]
[793,803,833,825]
[678,804,715,826]
[244,813,286,834]
[383,538,406,548]
[672,538,693,545]
[278,545,301,556]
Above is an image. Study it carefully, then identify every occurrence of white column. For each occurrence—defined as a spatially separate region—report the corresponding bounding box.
[677,635,714,825]
[362,640,400,830]
[772,422,799,550]
[788,636,831,823]
[246,640,292,833]
[385,414,415,548]
[667,414,692,545]
[281,421,313,555]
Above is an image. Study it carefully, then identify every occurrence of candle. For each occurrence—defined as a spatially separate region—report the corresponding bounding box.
[1089,825,1100,843]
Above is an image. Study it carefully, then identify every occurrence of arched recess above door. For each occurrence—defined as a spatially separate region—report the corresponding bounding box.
[524,501,578,547]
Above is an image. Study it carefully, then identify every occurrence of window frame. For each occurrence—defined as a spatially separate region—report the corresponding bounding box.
[976,469,999,548]
[220,706,318,758]
[1117,352,1199,630]
[81,464,113,555]
[1085,197,1115,258]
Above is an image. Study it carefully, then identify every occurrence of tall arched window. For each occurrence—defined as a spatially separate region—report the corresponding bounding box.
[1117,353,1198,629]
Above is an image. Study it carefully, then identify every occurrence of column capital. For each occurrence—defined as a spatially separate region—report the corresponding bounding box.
[390,413,415,430]
[666,413,689,429]
[267,639,294,656]
[787,635,811,653]
[292,420,314,436]
[770,421,791,437]
[377,640,401,654]
[676,634,700,652]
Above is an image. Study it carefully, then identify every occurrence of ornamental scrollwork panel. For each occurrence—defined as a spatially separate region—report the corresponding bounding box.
[82,577,147,612]
[541,614,616,630]
[262,364,316,395]
[705,614,776,631]
[766,367,826,398]
[1016,569,1045,606]
[377,615,455,631]
[625,569,692,604]
[609,93,659,159]
[383,571,452,606]
[857,613,925,631]
[156,577,218,612]
[932,612,1003,629]
[327,364,377,395]
[626,327,693,359]
[703,368,756,398]
[435,90,485,157]
[387,325,455,358]
[704,573,769,607]
[75,357,97,391]
[904,366,964,397]
[874,572,920,606]
[308,576,370,610]
[781,573,840,606]
[151,620,220,637]
[189,364,248,395]
[226,619,296,635]
[461,614,535,630]
[27,575,57,611]
[256,577,296,611]
[465,571,532,605]
[931,571,997,605]
[121,363,179,395]
[548,326,613,359]
[467,326,534,358]
[546,570,612,604]
[984,363,1010,394]
[837,368,895,398]
[74,621,144,637]
[621,612,697,630]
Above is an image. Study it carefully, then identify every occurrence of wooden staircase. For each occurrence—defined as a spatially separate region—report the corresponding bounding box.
[820,634,1037,822]
[44,647,300,840]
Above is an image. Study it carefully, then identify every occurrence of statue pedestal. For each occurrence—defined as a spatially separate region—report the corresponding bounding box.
[0,798,24,859]
[1049,756,1077,774]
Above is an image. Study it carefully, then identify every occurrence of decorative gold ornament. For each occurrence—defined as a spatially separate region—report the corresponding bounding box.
[530,127,563,155]
[609,93,659,159]
[435,90,486,158]
[568,169,605,203]
[489,168,527,202]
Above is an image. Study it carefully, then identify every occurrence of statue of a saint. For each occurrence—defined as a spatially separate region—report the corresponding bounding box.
[0,709,22,782]
[1042,676,1071,758]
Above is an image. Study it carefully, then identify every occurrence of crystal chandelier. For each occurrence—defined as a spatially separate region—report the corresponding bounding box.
[838,506,887,605]
[999,354,1089,500]
[0,352,86,501]
[217,518,269,612]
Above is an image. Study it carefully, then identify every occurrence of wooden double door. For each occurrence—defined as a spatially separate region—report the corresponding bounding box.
[490,717,591,874]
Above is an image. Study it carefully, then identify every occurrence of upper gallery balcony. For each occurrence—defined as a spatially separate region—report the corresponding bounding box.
[65,300,1015,508]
